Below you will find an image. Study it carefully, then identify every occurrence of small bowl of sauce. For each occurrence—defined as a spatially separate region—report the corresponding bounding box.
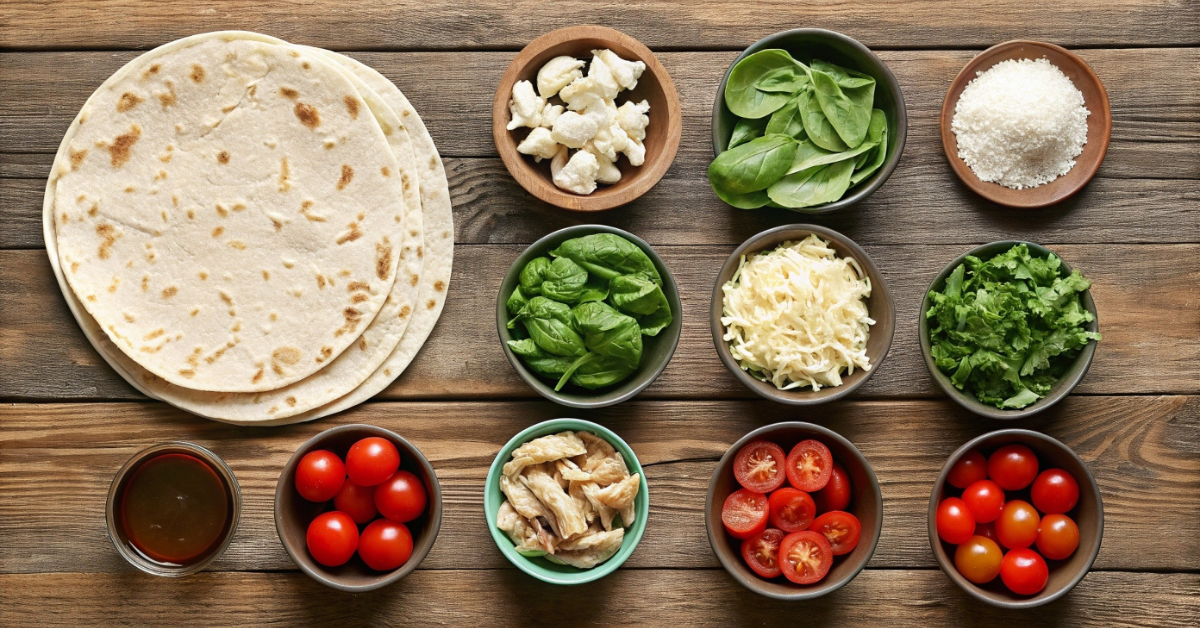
[105,442,241,576]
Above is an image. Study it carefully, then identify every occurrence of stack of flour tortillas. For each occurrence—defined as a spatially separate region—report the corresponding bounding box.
[42,31,453,425]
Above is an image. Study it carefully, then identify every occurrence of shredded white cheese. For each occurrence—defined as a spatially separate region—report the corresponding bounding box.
[721,235,874,391]
[951,57,1089,189]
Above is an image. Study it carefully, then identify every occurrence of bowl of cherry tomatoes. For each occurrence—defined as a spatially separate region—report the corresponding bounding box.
[704,422,882,600]
[929,429,1103,608]
[274,424,442,592]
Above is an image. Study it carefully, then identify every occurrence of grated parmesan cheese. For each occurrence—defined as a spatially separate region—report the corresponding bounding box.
[720,235,874,391]
[951,58,1089,189]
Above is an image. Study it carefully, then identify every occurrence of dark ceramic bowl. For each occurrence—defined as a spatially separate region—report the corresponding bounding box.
[918,241,1099,419]
[705,422,883,600]
[712,28,907,213]
[497,224,683,408]
[929,429,1104,608]
[274,424,443,592]
[711,224,895,405]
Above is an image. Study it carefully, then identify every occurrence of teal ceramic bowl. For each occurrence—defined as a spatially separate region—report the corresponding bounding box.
[483,418,650,585]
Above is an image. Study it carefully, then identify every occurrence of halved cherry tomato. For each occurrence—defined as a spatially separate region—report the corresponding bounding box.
[346,437,401,487]
[812,462,852,513]
[333,479,378,524]
[936,497,976,544]
[733,441,787,493]
[306,511,359,567]
[785,440,833,492]
[947,449,988,489]
[740,528,785,579]
[1036,514,1080,560]
[987,444,1039,491]
[768,488,816,533]
[961,479,1005,524]
[358,519,413,571]
[375,470,428,524]
[810,511,861,556]
[1000,548,1048,595]
[722,488,769,540]
[974,521,999,543]
[778,530,833,584]
[954,535,1003,584]
[995,500,1040,549]
[1031,468,1079,515]
[295,450,346,503]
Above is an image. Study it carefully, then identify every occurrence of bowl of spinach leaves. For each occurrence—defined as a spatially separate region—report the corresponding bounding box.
[497,225,682,408]
[920,242,1101,419]
[711,29,907,213]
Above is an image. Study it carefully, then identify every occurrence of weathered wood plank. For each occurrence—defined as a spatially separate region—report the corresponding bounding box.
[4,243,1198,401]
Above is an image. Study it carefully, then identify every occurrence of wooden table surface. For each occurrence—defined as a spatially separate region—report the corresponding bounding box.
[2,2,1199,626]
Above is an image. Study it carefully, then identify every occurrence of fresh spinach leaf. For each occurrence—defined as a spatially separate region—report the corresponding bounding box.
[765,95,809,140]
[506,285,529,317]
[556,302,644,391]
[712,183,772,209]
[540,257,589,303]
[753,64,811,94]
[511,296,587,358]
[508,338,575,379]
[707,134,798,194]
[728,117,769,149]
[609,274,673,336]
[724,49,802,119]
[785,138,878,175]
[811,68,874,148]
[811,59,876,89]
[637,306,673,337]
[849,109,889,186]
[798,89,848,152]
[766,159,855,208]
[551,233,662,285]
[562,353,638,390]
[518,257,551,297]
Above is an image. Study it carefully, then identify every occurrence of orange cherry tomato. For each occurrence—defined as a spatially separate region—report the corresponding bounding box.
[995,500,1040,549]
[1036,514,1080,560]
[954,535,1003,584]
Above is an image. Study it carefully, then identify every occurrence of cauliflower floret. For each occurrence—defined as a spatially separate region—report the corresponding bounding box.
[552,149,600,195]
[517,127,560,162]
[506,80,544,130]
[538,102,565,129]
[616,99,651,142]
[585,53,622,100]
[550,145,570,179]
[558,76,609,112]
[550,111,600,149]
[537,55,585,98]
[589,148,623,185]
[589,122,630,163]
[621,137,646,167]
[594,49,646,91]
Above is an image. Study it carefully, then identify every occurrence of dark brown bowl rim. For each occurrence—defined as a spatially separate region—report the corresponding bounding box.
[704,421,884,600]
[711,27,908,214]
[927,429,1105,608]
[917,241,1099,419]
[939,40,1112,209]
[273,423,443,592]
[710,224,895,405]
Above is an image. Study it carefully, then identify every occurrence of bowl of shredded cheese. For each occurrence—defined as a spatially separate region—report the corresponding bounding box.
[710,225,894,405]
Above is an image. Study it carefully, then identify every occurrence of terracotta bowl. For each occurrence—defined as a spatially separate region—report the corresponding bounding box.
[274,424,443,592]
[705,422,883,600]
[940,40,1112,208]
[710,224,895,405]
[492,25,682,211]
[929,429,1104,608]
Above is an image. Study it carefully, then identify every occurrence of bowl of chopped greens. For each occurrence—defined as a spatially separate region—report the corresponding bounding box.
[497,225,682,408]
[920,242,1100,419]
[710,29,907,213]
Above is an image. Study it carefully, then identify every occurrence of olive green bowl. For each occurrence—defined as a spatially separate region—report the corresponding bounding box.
[918,241,1099,420]
[483,418,650,585]
[496,224,683,409]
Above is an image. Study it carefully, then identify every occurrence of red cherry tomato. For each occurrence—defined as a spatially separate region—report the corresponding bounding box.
[767,488,816,533]
[1000,548,1049,596]
[740,528,785,579]
[733,441,787,493]
[333,479,378,524]
[295,450,346,502]
[778,530,833,585]
[961,479,1006,524]
[374,470,428,524]
[813,462,852,513]
[1036,514,1081,560]
[936,497,976,545]
[785,440,833,492]
[995,500,1040,549]
[1031,468,1080,514]
[954,535,1003,584]
[810,511,861,556]
[722,488,769,540]
[947,449,988,489]
[306,511,359,567]
[345,437,401,487]
[358,519,414,571]
[987,444,1039,491]
[974,521,999,543]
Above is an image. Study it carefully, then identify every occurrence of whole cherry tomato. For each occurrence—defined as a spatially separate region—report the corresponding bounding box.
[306,511,359,567]
[936,497,976,545]
[1036,514,1080,560]
[954,535,1003,584]
[375,470,428,524]
[1030,468,1080,514]
[295,450,346,502]
[333,479,378,524]
[947,449,988,489]
[961,480,1005,524]
[358,519,413,571]
[345,437,401,487]
[812,462,852,513]
[995,500,1040,549]
[987,444,1039,491]
[1000,548,1049,596]
[974,521,999,543]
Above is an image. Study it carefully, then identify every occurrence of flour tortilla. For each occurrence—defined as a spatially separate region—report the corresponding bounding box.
[52,33,404,392]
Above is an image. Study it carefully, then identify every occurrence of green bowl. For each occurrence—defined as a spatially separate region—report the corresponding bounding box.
[483,418,650,585]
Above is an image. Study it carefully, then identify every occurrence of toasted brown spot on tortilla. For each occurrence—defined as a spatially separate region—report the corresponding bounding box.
[187,209,195,219]
[161,210,168,222]
[190,308,199,317]
[316,274,327,289]
[270,312,278,321]
[435,280,446,292]
[87,295,96,302]
[344,95,360,119]
[324,140,335,149]
[108,277,120,292]
[154,170,168,180]
[430,156,438,169]
[337,165,354,190]
[273,346,302,365]
[251,368,264,384]
[427,299,437,309]
[232,321,241,332]
[269,215,284,231]
[375,238,393,280]
[348,281,369,292]
[88,204,99,217]
[108,125,141,168]
[381,166,391,177]
[232,203,245,212]
[69,147,88,169]
[351,293,368,303]
[117,92,143,113]
[145,64,160,77]
[417,246,423,258]
[279,158,290,191]
[410,274,419,287]
[204,340,236,364]
[96,223,118,259]
[402,174,411,192]
[316,345,333,363]
[141,275,149,291]
[124,313,135,323]
[216,204,228,217]
[71,262,79,273]
[280,87,299,99]
[339,270,351,277]
[160,152,173,163]
[199,271,208,280]
[161,286,178,298]
[218,291,233,306]
[228,240,247,250]
[179,369,196,379]
[262,270,270,280]
[217,151,230,164]
[299,200,326,222]
[385,368,393,376]
[144,329,165,341]
[211,226,224,238]
[190,64,205,83]
[284,395,297,407]
[333,307,363,337]
[302,61,311,69]
[358,337,368,351]
[398,305,411,318]
[336,222,363,245]
[157,81,176,108]
[294,103,319,129]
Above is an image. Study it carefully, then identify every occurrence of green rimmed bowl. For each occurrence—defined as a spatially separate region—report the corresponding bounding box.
[484,418,650,585]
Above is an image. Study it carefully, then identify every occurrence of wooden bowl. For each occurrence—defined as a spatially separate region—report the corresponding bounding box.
[705,422,883,599]
[940,40,1111,208]
[928,429,1104,608]
[492,25,682,211]
[710,224,895,405]
[274,424,442,592]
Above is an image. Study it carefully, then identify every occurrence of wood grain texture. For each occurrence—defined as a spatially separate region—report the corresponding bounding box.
[1,396,1197,574]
